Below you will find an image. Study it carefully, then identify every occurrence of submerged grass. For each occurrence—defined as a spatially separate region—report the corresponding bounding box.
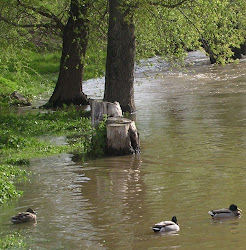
[0,165,26,204]
[0,106,108,248]
[0,232,26,249]
[0,46,106,246]
[0,106,108,203]
[0,107,94,203]
[0,45,107,204]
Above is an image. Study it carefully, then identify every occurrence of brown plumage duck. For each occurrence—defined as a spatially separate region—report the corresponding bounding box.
[11,208,37,224]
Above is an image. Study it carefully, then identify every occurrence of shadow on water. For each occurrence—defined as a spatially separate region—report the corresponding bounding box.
[2,51,246,249]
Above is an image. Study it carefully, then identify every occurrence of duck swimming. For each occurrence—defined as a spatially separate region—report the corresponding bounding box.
[152,216,180,232]
[11,208,37,224]
[208,204,241,219]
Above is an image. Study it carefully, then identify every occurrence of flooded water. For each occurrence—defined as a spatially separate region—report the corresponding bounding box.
[2,51,246,249]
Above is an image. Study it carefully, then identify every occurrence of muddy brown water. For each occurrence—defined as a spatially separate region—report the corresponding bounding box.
[1,51,246,249]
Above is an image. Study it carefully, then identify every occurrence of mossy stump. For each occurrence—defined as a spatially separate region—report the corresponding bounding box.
[90,100,140,156]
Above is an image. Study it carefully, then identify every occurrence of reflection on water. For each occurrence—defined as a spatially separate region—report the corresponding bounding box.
[2,52,246,249]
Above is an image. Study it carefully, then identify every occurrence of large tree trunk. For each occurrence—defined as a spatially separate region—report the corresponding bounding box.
[46,0,89,107]
[103,0,136,113]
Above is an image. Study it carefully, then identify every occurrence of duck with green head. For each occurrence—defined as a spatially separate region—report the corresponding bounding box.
[208,204,242,219]
[152,216,180,232]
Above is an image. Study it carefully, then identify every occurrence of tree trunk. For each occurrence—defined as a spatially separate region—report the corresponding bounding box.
[199,39,216,64]
[46,0,89,107]
[240,41,246,55]
[103,0,136,113]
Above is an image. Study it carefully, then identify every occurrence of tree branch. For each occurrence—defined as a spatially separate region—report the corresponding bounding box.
[0,14,57,29]
[177,6,216,63]
[150,0,191,8]
[16,0,64,31]
[121,0,191,9]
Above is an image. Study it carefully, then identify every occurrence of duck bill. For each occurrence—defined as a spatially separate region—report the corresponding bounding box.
[238,208,242,212]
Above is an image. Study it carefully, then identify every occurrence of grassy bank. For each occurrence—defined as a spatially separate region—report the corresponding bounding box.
[0,106,108,248]
[0,108,107,250]
[0,232,26,249]
[0,19,107,249]
[0,47,106,203]
[0,44,107,247]
[0,48,106,107]
[0,107,107,203]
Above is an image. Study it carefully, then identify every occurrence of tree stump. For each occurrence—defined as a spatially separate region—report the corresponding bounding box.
[90,100,122,127]
[90,100,140,156]
[106,117,140,155]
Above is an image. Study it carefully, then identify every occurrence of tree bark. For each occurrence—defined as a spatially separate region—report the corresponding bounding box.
[199,39,216,64]
[103,0,136,113]
[240,41,246,55]
[46,0,89,107]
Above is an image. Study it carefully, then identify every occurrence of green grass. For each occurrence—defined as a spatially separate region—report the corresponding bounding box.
[0,107,107,248]
[84,49,106,80]
[0,107,111,206]
[0,165,26,204]
[0,47,106,107]
[30,51,60,75]
[0,43,107,203]
[0,107,92,202]
[0,108,107,213]
[29,49,106,79]
[0,21,107,250]
[0,76,18,106]
[0,107,92,165]
[0,105,108,202]
[0,232,26,249]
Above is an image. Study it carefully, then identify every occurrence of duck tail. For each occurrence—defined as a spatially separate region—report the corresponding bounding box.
[208,211,214,217]
[11,217,19,223]
[152,227,161,232]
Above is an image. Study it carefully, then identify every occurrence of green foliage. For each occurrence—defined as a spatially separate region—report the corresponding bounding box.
[0,48,56,107]
[0,108,92,159]
[0,165,26,204]
[0,77,18,106]
[0,0,105,107]
[184,0,246,64]
[0,77,17,93]
[30,51,61,75]
[0,232,26,249]
[135,5,200,61]
[0,108,94,205]
[135,0,246,64]
[89,118,107,157]
[0,46,106,107]
[84,48,106,80]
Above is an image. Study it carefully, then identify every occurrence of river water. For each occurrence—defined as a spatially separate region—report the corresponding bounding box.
[1,51,246,249]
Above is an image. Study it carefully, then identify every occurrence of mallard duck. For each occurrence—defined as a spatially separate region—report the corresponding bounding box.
[11,208,37,224]
[152,216,180,232]
[208,204,241,219]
